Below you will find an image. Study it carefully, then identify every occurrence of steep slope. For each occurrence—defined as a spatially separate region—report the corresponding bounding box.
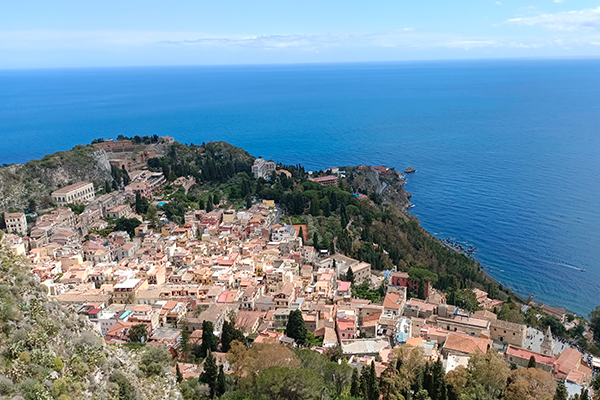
[0,244,182,400]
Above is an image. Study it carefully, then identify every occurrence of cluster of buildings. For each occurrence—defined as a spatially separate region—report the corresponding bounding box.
[1,163,595,396]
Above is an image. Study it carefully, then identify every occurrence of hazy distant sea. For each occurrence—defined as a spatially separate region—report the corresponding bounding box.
[1,59,599,315]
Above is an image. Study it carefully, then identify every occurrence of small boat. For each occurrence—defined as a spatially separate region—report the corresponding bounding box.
[579,268,586,272]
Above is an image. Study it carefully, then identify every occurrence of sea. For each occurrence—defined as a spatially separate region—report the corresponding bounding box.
[1,59,599,316]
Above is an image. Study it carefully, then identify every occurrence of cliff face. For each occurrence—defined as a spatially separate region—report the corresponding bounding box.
[0,145,113,213]
[349,166,412,213]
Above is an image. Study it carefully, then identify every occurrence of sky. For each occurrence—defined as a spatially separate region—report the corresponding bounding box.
[2,0,600,68]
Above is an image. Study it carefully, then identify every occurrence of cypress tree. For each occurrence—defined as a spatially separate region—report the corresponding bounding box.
[175,363,183,383]
[201,320,218,357]
[200,351,218,398]
[313,232,320,251]
[206,195,213,212]
[346,266,355,285]
[369,361,380,400]
[432,358,447,400]
[216,364,227,397]
[350,368,360,398]
[298,226,304,242]
[528,355,537,368]
[221,320,244,353]
[105,180,112,193]
[285,309,308,345]
[360,361,380,400]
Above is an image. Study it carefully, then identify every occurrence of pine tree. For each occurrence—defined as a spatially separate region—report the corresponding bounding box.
[176,363,183,383]
[201,351,218,398]
[285,309,308,345]
[350,368,360,398]
[216,364,227,397]
[527,355,537,368]
[554,381,568,400]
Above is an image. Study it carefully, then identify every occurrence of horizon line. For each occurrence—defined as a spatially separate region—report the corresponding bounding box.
[2,54,600,72]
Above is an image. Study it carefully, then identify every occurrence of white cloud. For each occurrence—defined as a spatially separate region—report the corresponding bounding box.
[506,6,600,31]
[553,0,564,3]
[1,27,599,56]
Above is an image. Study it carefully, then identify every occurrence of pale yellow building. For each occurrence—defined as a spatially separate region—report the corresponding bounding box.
[52,182,95,207]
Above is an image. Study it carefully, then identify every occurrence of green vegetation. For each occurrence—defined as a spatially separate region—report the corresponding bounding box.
[0,245,180,399]
[285,310,308,345]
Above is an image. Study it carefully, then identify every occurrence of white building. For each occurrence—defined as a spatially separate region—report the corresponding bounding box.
[251,158,276,179]
[52,182,95,207]
[4,212,27,235]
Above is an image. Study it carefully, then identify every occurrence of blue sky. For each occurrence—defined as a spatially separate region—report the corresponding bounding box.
[2,0,600,68]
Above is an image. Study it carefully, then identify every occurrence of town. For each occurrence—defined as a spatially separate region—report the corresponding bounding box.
[1,138,598,400]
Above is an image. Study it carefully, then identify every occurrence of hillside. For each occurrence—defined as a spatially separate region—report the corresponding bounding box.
[0,145,113,213]
[0,244,182,400]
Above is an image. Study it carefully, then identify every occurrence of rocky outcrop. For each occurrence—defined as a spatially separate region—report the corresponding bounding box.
[0,145,113,213]
[349,166,413,212]
[404,166,416,174]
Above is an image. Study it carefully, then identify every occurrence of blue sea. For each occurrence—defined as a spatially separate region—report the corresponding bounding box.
[1,60,599,316]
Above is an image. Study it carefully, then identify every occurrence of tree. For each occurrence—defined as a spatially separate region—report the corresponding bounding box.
[446,365,468,400]
[589,306,600,343]
[325,345,344,362]
[350,368,360,398]
[414,389,432,400]
[298,226,304,242]
[286,309,308,345]
[324,361,352,399]
[216,364,227,397]
[313,232,320,251]
[140,345,172,377]
[104,180,112,194]
[580,387,590,400]
[200,320,219,357]
[256,366,323,400]
[504,368,556,400]
[528,355,537,368]
[128,324,147,343]
[553,381,568,400]
[427,358,447,400]
[451,289,480,312]
[109,371,137,400]
[346,266,355,285]
[468,349,510,399]
[114,217,141,237]
[201,351,219,398]
[221,320,245,353]
[227,341,300,384]
[361,361,380,400]
[176,364,183,383]
[206,195,213,212]
[135,192,149,214]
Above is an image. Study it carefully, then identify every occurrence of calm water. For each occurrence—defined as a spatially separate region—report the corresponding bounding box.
[1,60,599,315]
